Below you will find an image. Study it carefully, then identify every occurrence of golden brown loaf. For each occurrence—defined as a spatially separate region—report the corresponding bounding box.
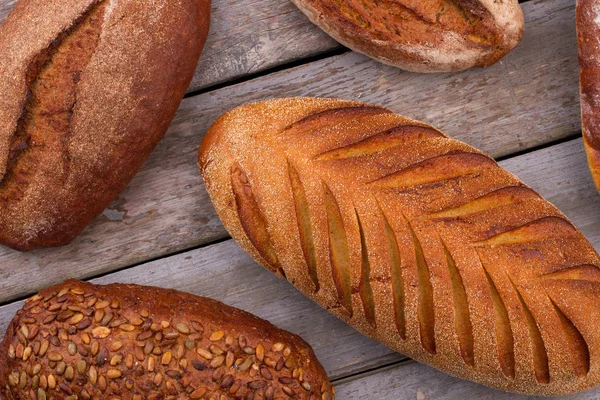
[0,280,332,400]
[199,98,600,395]
[291,0,524,72]
[0,0,210,251]
[577,0,600,193]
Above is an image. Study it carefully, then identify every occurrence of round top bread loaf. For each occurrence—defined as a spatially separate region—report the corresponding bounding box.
[291,0,524,72]
[0,280,333,399]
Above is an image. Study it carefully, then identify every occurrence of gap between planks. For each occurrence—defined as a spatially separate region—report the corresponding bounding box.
[184,0,534,101]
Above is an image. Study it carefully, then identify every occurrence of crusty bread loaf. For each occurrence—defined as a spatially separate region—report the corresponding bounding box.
[577,0,600,192]
[0,0,210,251]
[291,0,524,72]
[199,97,600,395]
[0,280,332,400]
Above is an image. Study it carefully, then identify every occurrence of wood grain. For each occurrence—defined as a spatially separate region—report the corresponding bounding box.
[0,0,583,306]
[0,0,340,93]
[1,138,598,389]
[191,0,340,91]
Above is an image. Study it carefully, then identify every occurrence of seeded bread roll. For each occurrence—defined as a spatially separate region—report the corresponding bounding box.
[0,0,210,251]
[0,280,332,400]
[199,97,600,395]
[577,0,600,192]
[290,0,524,72]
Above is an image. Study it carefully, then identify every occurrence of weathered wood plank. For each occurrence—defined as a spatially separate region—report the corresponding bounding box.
[192,0,340,91]
[0,0,15,21]
[0,0,582,304]
[175,0,577,159]
[334,360,600,399]
[1,138,598,386]
[0,0,339,92]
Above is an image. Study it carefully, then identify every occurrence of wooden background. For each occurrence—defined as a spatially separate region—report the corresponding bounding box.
[0,0,597,398]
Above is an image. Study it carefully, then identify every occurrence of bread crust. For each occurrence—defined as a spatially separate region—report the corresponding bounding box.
[0,0,211,251]
[291,0,524,72]
[577,0,600,192]
[199,97,600,395]
[0,280,332,399]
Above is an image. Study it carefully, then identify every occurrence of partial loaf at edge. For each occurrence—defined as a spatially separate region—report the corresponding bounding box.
[199,97,600,395]
[0,0,210,251]
[0,280,333,399]
[291,0,524,72]
[577,0,600,193]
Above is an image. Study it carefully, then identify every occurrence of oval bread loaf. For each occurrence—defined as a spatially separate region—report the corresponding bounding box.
[0,280,333,400]
[199,97,600,395]
[0,0,210,251]
[291,0,524,72]
[577,0,600,193]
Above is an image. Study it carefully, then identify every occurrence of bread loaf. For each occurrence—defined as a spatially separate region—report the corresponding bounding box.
[0,280,332,399]
[0,0,210,251]
[577,0,600,193]
[199,97,600,395]
[291,0,524,72]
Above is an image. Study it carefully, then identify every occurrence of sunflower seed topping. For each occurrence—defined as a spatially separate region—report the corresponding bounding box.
[1,282,329,400]
[107,369,121,379]
[176,323,190,334]
[210,330,225,341]
[47,352,63,362]
[92,327,111,339]
[161,351,172,365]
[197,348,213,360]
[256,343,265,361]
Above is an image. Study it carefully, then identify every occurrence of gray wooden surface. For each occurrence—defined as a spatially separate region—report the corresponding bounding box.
[192,0,340,91]
[0,0,596,398]
[0,0,579,305]
[1,138,598,397]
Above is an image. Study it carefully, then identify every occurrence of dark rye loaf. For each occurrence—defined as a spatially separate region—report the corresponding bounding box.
[0,0,210,250]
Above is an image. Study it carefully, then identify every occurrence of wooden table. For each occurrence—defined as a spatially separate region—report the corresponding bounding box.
[0,0,597,398]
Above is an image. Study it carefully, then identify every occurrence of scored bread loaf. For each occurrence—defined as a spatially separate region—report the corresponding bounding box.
[577,0,600,193]
[0,280,333,400]
[0,0,210,251]
[291,0,524,72]
[199,97,600,395]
